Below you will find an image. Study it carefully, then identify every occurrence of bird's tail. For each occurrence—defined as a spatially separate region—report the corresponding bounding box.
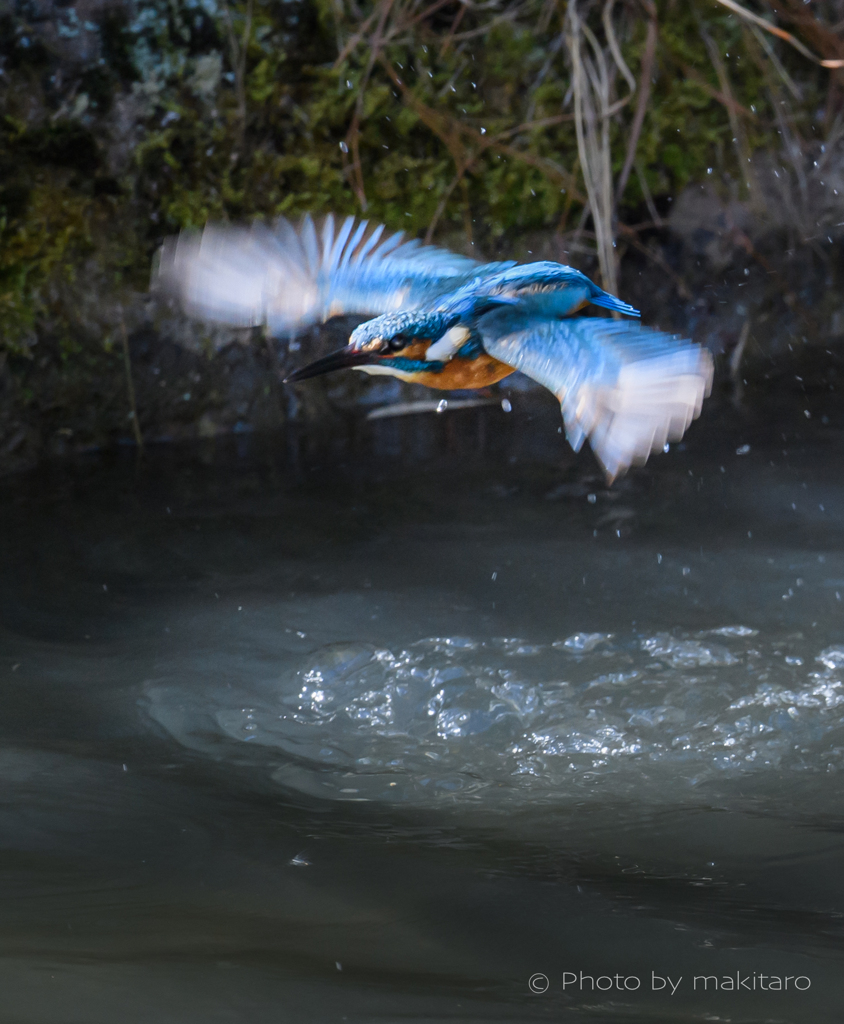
[589,292,640,317]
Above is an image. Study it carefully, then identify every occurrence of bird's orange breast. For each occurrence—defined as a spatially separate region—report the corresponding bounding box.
[414,354,516,390]
[390,341,515,390]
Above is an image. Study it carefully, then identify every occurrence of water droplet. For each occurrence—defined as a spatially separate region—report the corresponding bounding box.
[500,398,512,412]
[339,141,348,153]
[436,399,448,414]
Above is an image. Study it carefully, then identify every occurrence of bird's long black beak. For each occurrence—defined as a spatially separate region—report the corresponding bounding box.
[283,345,375,383]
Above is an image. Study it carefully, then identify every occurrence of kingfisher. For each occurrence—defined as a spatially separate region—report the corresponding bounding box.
[156,214,712,479]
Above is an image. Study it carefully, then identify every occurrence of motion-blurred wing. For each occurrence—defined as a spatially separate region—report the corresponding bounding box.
[155,215,492,335]
[480,312,713,480]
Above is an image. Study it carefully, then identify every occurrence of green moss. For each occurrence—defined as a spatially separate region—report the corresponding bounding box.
[0,0,836,364]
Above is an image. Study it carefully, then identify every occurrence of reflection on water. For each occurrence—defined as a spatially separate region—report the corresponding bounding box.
[0,391,843,1022]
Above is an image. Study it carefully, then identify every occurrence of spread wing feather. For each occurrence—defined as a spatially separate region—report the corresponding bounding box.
[154,214,498,336]
[480,311,713,480]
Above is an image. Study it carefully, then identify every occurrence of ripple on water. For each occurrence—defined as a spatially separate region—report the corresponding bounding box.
[143,629,844,812]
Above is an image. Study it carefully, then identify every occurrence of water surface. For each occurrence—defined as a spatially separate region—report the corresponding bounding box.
[1,387,842,1022]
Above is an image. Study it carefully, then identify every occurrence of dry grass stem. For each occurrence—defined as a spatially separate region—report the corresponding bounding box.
[711,0,844,68]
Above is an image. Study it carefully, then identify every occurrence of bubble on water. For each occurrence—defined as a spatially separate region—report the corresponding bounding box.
[817,646,844,670]
[641,634,738,668]
[493,637,544,657]
[585,670,641,689]
[706,625,758,637]
[554,632,612,653]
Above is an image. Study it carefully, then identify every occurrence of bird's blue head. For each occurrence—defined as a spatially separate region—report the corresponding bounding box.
[284,309,456,383]
[348,310,451,352]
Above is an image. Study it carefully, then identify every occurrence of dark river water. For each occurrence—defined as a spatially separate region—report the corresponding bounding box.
[1,381,843,1023]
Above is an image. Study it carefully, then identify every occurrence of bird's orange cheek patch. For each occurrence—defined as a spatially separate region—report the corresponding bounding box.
[401,341,431,360]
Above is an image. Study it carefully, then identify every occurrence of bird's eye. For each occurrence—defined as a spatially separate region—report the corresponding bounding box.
[387,334,408,352]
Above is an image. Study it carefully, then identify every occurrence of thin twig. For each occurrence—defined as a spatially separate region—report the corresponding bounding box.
[732,228,819,331]
[406,0,463,30]
[221,0,253,155]
[730,317,751,406]
[525,32,564,121]
[379,55,583,231]
[698,19,756,199]
[425,166,471,242]
[748,23,802,101]
[617,224,691,299]
[678,62,758,120]
[439,0,466,53]
[616,1,657,205]
[334,7,379,67]
[730,317,751,380]
[634,163,662,226]
[491,112,575,141]
[345,0,396,208]
[119,310,144,455]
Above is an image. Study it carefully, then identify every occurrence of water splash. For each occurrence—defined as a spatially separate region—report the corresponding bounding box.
[144,624,844,813]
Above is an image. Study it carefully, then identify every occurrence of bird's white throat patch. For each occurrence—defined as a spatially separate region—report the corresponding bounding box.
[352,364,417,382]
[425,326,469,362]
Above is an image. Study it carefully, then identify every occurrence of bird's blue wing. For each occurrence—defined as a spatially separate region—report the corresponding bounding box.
[479,311,712,480]
[441,261,639,319]
[155,215,509,335]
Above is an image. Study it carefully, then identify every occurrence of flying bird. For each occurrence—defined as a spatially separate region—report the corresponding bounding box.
[156,214,712,480]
